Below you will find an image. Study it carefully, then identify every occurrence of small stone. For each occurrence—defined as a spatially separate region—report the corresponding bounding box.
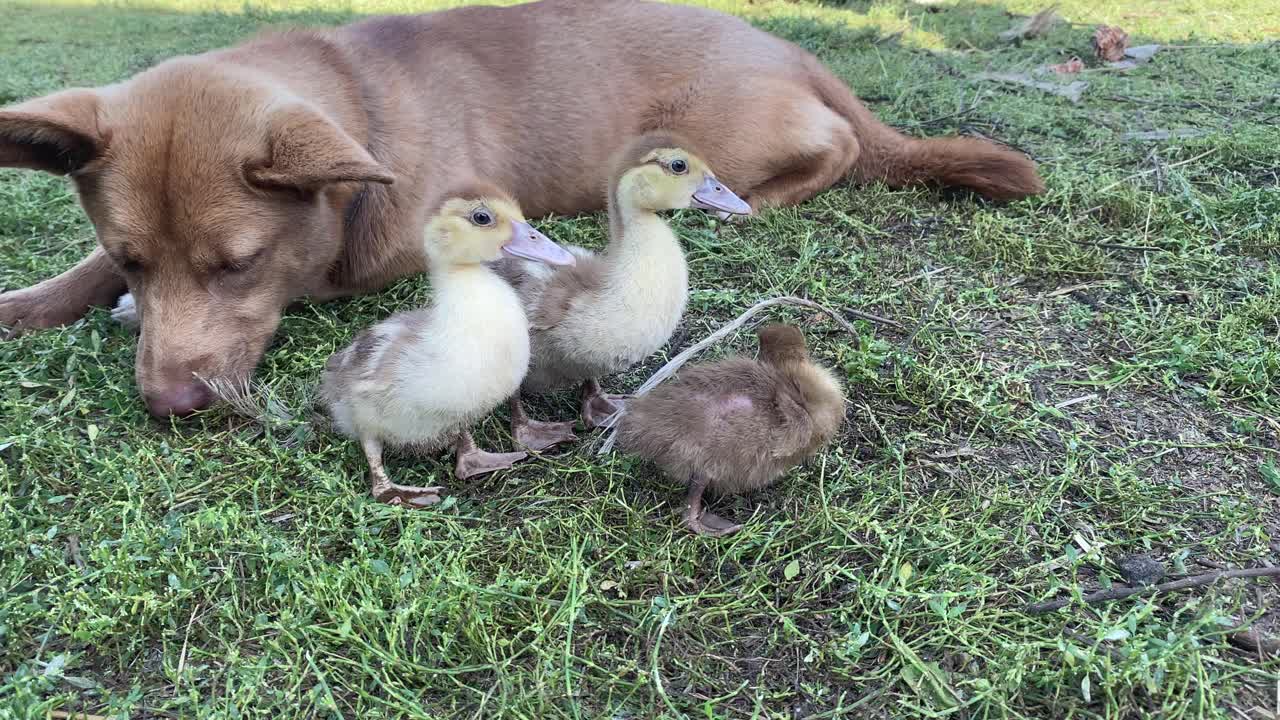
[1117,553,1166,586]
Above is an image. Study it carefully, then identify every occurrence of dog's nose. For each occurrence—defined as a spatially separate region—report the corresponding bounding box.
[145,382,213,417]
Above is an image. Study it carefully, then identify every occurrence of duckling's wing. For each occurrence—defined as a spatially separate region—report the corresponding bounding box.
[770,383,818,459]
[321,310,422,390]
[526,250,608,331]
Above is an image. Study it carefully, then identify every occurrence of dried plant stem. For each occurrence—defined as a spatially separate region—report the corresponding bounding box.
[1025,566,1280,614]
[595,295,887,454]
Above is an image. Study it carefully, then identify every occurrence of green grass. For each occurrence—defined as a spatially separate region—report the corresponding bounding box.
[2,0,1279,717]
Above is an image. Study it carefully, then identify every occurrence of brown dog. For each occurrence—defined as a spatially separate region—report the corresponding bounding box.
[0,0,1043,417]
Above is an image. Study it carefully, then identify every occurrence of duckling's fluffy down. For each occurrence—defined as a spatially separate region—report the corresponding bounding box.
[318,274,532,452]
[491,246,629,393]
[616,357,845,494]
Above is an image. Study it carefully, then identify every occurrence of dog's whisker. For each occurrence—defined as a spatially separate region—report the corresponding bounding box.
[195,374,309,445]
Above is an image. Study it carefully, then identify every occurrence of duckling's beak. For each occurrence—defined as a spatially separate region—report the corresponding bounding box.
[503,220,576,266]
[691,175,751,216]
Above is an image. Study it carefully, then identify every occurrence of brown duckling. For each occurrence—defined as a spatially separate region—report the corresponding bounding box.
[493,131,749,451]
[319,184,574,507]
[616,324,845,536]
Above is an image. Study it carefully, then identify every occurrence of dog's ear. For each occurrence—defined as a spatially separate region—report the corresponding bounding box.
[246,104,394,192]
[0,89,104,174]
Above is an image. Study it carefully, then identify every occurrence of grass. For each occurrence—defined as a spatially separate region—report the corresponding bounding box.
[2,0,1279,717]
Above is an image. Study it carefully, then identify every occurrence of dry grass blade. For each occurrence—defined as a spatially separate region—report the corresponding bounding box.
[594,295,881,454]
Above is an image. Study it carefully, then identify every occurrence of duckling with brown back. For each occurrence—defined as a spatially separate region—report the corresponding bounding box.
[617,324,846,536]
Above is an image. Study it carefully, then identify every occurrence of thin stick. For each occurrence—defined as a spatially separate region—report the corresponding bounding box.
[1026,566,1280,614]
[594,296,881,454]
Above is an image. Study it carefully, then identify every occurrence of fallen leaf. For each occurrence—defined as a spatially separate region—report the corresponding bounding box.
[1093,25,1129,62]
[976,72,1089,103]
[1047,56,1084,74]
[999,5,1061,43]
[784,559,801,581]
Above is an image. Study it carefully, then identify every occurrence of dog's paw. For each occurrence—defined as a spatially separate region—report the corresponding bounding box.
[0,287,85,336]
[111,292,139,330]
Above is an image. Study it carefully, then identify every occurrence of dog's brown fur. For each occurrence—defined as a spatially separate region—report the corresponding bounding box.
[0,0,1043,416]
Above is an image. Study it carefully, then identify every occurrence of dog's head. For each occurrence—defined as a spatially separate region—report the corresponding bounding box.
[0,58,393,417]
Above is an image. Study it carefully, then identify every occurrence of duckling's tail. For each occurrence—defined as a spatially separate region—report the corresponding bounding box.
[808,62,1045,201]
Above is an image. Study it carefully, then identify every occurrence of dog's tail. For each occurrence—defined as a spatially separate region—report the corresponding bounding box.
[809,61,1045,201]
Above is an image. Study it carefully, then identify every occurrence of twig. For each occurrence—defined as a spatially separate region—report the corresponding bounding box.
[848,308,902,328]
[594,296,882,454]
[1026,566,1280,614]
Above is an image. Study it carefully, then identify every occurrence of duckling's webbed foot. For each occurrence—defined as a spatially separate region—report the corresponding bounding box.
[682,474,743,538]
[371,475,445,508]
[362,436,444,508]
[510,397,577,451]
[580,378,627,429]
[454,430,528,479]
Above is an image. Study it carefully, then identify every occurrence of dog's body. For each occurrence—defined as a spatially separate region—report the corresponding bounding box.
[0,0,1043,416]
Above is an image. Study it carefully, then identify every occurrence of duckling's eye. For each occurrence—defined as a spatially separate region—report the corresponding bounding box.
[470,209,495,227]
[668,159,689,175]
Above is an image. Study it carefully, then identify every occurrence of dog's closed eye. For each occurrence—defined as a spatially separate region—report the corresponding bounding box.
[217,248,267,276]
